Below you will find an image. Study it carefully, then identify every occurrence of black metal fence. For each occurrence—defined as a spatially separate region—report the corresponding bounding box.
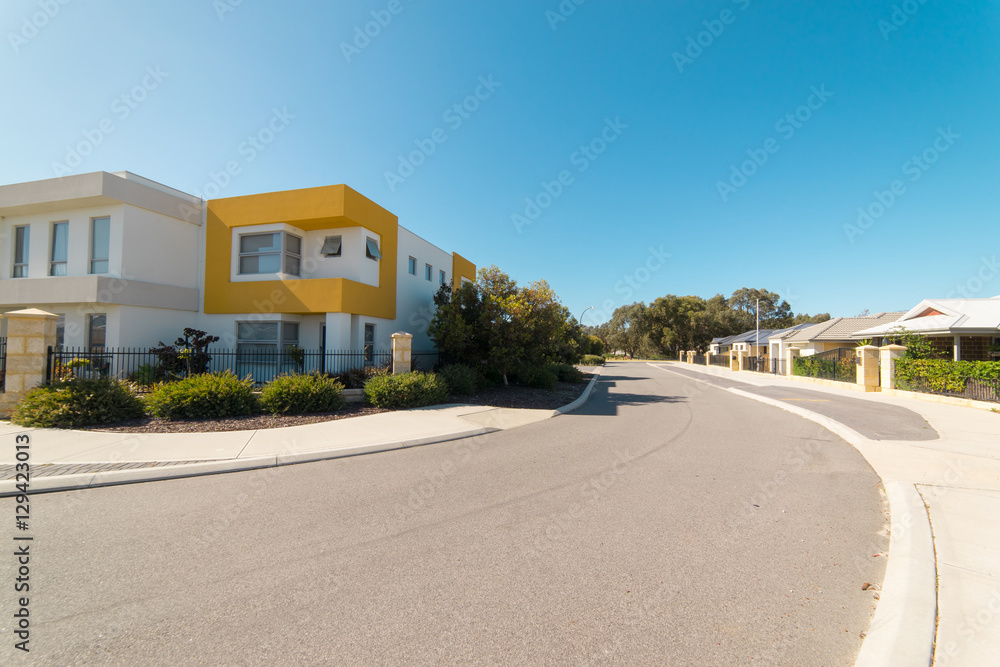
[411,350,440,372]
[792,347,857,383]
[897,377,1000,404]
[708,354,730,368]
[47,346,394,388]
[770,357,786,375]
[744,356,770,373]
[692,354,706,365]
[0,337,6,392]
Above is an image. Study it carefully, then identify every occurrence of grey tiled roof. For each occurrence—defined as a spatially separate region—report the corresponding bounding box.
[785,312,905,342]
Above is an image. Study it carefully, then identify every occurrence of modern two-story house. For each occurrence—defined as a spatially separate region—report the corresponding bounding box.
[0,171,476,358]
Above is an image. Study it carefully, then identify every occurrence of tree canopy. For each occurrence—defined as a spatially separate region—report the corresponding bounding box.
[428,266,580,383]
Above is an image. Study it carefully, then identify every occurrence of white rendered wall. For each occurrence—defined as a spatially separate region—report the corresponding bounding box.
[391,226,453,350]
[121,204,201,288]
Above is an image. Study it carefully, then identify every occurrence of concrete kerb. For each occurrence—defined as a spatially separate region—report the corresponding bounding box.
[0,367,604,497]
[649,363,938,667]
[556,365,604,415]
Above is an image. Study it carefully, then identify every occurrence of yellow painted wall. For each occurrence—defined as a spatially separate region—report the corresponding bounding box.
[452,252,477,286]
[204,184,398,318]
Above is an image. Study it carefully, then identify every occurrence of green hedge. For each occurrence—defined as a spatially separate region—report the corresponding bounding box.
[894,359,1000,394]
[145,371,258,420]
[11,378,145,428]
[515,365,558,391]
[792,356,856,383]
[363,372,450,409]
[549,363,585,383]
[259,373,346,415]
[581,354,605,366]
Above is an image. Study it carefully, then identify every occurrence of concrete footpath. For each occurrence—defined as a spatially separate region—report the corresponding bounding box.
[652,361,1000,667]
[0,368,602,495]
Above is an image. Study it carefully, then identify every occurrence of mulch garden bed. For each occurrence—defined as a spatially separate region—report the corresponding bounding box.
[79,373,595,433]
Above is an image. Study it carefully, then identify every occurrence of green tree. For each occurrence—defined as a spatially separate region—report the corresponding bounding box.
[429,266,578,384]
[606,303,651,358]
[645,295,709,357]
[792,312,832,325]
[728,288,794,330]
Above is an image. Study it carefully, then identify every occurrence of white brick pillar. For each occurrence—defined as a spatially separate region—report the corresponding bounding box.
[879,344,908,390]
[856,345,880,392]
[391,332,413,375]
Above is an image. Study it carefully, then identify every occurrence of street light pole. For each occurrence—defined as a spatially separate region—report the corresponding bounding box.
[579,306,595,326]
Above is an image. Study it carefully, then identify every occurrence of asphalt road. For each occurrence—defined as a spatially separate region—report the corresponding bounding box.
[659,364,939,441]
[0,362,887,666]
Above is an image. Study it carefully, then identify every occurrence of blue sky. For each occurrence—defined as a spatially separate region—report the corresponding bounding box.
[3,0,998,325]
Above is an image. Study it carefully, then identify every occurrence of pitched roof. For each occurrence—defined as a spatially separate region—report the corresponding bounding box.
[785,312,905,343]
[852,298,1000,337]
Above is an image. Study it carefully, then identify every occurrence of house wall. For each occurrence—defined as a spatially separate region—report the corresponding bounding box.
[121,204,201,288]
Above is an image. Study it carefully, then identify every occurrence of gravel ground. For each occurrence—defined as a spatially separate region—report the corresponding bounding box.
[79,374,594,433]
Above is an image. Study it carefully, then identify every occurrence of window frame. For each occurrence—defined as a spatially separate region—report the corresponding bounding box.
[321,235,342,257]
[12,225,29,278]
[365,237,382,261]
[50,221,69,276]
[425,263,432,281]
[235,320,301,373]
[237,231,302,277]
[439,270,446,286]
[87,313,107,349]
[90,216,111,275]
[408,256,417,276]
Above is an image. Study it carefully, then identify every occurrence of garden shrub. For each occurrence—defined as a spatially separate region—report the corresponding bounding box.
[581,354,605,366]
[259,373,346,415]
[12,378,145,428]
[515,365,558,391]
[894,359,1000,394]
[476,367,504,390]
[549,363,585,383]
[438,364,479,396]
[338,364,390,389]
[363,372,449,409]
[145,371,257,420]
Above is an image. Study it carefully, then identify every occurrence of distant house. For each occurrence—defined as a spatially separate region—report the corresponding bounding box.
[766,323,819,364]
[851,297,1000,361]
[780,312,906,357]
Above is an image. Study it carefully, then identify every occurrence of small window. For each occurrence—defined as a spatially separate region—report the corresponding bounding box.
[439,270,446,285]
[13,225,29,278]
[408,256,416,275]
[321,235,342,257]
[55,314,65,348]
[90,216,110,274]
[365,237,382,261]
[50,221,68,276]
[364,323,375,364]
[425,264,432,281]
[88,313,107,349]
[284,234,301,275]
[239,232,301,276]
